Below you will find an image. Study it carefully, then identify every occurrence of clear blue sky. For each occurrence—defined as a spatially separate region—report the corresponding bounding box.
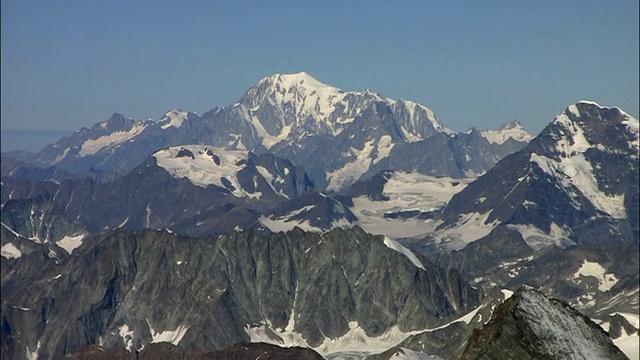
[2,0,638,136]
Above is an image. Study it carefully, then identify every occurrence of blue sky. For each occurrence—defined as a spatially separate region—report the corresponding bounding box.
[1,0,638,136]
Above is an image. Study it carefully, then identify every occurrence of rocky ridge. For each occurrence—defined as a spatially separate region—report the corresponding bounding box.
[460,286,628,359]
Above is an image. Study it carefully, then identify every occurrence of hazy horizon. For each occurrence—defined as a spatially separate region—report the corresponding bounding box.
[1,129,72,153]
[2,1,638,142]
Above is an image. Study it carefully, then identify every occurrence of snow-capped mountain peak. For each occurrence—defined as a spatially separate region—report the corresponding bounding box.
[481,120,532,145]
[440,101,638,250]
[269,72,339,93]
[237,72,448,142]
[545,101,638,158]
[159,109,196,130]
[241,72,343,113]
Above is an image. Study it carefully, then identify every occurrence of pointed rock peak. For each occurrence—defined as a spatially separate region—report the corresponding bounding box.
[160,109,195,129]
[108,113,127,122]
[359,88,387,103]
[162,109,198,119]
[164,109,185,116]
[461,285,627,359]
[499,120,523,130]
[481,120,532,145]
[92,113,132,130]
[465,126,480,134]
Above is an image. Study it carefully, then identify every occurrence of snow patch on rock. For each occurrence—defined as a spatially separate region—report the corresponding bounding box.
[530,152,626,219]
[160,110,191,130]
[148,322,190,346]
[57,234,85,254]
[1,242,22,259]
[383,236,425,270]
[79,122,148,157]
[154,145,253,197]
[570,260,619,292]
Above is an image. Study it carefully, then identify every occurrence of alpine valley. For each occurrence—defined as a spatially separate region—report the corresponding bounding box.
[1,73,638,360]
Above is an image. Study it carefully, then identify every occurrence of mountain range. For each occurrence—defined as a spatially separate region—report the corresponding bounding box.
[1,72,638,359]
[24,72,529,190]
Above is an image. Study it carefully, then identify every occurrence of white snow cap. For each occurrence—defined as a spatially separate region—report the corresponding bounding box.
[266,72,338,91]
[160,109,194,130]
[481,120,533,145]
[242,72,449,142]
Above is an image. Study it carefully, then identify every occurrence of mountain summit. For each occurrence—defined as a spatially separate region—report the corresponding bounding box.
[27,72,528,190]
[234,71,449,146]
[461,286,628,359]
[481,120,533,145]
[439,101,639,250]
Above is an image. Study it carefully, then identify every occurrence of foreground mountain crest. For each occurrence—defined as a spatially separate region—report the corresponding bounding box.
[461,286,628,359]
[1,227,481,359]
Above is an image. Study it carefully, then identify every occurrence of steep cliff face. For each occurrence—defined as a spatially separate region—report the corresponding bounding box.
[1,227,480,360]
[438,101,639,251]
[460,286,627,360]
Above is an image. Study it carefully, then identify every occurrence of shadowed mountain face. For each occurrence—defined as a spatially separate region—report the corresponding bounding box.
[1,146,316,241]
[439,101,639,249]
[1,227,480,360]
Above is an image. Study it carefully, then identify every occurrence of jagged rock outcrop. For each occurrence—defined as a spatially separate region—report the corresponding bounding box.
[62,342,324,360]
[460,286,627,359]
[1,194,86,244]
[1,226,480,360]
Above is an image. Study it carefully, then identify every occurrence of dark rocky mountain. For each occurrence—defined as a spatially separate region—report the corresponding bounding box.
[1,146,315,241]
[3,76,636,359]
[23,73,530,191]
[460,286,628,359]
[1,155,74,183]
[1,222,68,261]
[63,342,324,360]
[360,127,523,182]
[420,225,639,323]
[385,101,640,359]
[261,192,358,232]
[1,226,481,360]
[1,194,86,244]
[434,101,639,250]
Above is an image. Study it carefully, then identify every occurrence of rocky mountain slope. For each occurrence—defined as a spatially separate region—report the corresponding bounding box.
[2,74,636,359]
[2,146,315,242]
[432,101,638,251]
[460,286,628,359]
[63,342,324,360]
[1,227,480,360]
